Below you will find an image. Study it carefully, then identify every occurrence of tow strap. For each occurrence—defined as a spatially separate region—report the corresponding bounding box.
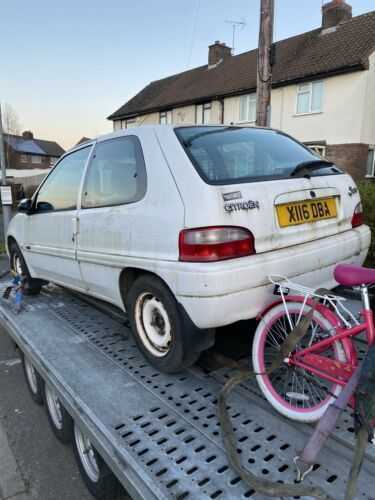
[218,291,375,499]
[345,345,375,500]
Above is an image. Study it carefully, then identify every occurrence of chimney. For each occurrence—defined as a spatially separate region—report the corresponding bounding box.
[22,130,34,140]
[322,0,352,29]
[208,41,232,67]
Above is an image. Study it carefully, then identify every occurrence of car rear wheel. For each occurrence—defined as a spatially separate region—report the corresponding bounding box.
[126,275,200,373]
[9,241,43,295]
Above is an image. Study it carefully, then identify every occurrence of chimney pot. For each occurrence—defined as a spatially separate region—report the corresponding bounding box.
[322,0,352,29]
[22,130,34,140]
[208,41,232,67]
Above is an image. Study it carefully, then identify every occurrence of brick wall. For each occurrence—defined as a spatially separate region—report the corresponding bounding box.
[5,146,52,170]
[325,143,369,181]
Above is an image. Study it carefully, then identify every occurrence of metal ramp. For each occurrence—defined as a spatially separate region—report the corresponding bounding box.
[0,279,373,500]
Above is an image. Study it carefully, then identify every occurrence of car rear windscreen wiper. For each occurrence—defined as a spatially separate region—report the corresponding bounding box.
[289,159,335,178]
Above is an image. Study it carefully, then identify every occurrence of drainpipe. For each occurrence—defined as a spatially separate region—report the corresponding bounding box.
[219,99,225,124]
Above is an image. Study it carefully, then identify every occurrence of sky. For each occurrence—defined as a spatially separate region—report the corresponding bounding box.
[1,0,374,150]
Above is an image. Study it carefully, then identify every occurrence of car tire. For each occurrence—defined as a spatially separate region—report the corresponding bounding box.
[126,275,200,373]
[44,384,73,444]
[9,241,43,295]
[21,352,44,405]
[73,423,121,500]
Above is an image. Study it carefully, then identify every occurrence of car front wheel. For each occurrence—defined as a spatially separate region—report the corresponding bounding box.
[126,275,200,373]
[9,242,43,295]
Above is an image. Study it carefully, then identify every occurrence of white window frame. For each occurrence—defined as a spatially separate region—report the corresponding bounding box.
[31,155,42,164]
[296,81,324,115]
[113,120,122,131]
[239,93,257,123]
[20,154,28,163]
[159,110,173,124]
[125,119,137,128]
[196,103,212,125]
[50,156,57,166]
[366,147,375,178]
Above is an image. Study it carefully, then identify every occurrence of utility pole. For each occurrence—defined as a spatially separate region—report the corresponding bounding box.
[0,104,12,235]
[256,0,275,127]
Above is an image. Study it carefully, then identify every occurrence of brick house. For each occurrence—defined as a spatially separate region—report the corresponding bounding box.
[108,0,375,181]
[4,130,65,172]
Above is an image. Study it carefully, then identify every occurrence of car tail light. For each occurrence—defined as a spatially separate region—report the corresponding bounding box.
[351,202,364,228]
[179,226,256,262]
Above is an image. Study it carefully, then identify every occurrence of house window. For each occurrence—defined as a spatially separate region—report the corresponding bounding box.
[308,145,326,158]
[31,155,42,164]
[159,111,173,124]
[20,154,28,163]
[367,148,375,177]
[296,81,324,115]
[125,119,137,128]
[239,93,257,123]
[50,157,57,166]
[196,103,212,124]
[113,120,122,131]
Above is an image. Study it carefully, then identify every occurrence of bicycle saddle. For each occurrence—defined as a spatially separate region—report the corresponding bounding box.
[334,264,375,287]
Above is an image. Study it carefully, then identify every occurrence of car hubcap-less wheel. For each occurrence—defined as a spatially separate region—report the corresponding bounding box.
[74,426,100,483]
[45,385,63,430]
[24,357,38,394]
[13,254,23,276]
[135,293,172,357]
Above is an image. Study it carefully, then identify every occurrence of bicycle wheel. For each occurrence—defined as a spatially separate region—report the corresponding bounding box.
[253,302,348,423]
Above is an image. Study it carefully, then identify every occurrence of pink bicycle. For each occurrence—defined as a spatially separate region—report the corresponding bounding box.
[253,264,375,423]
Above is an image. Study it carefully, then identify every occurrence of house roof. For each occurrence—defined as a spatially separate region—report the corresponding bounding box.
[76,136,92,145]
[4,134,65,157]
[108,10,375,120]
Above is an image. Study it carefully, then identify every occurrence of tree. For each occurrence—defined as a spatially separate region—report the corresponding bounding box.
[1,103,22,170]
[2,103,21,136]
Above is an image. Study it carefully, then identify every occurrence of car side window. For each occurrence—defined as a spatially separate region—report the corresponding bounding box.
[35,147,91,212]
[82,136,146,209]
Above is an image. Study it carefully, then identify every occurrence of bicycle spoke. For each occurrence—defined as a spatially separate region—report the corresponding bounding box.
[261,310,342,412]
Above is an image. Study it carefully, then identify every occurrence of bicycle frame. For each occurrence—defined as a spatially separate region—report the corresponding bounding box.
[291,286,375,387]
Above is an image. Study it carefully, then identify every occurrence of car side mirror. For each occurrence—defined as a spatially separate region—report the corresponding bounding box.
[17,198,33,214]
[36,201,54,212]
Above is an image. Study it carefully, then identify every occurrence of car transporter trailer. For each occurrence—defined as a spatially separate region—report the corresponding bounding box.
[0,276,374,500]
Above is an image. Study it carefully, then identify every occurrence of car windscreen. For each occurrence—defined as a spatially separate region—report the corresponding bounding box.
[175,126,342,184]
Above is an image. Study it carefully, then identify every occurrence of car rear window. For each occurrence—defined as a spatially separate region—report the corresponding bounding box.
[175,126,341,184]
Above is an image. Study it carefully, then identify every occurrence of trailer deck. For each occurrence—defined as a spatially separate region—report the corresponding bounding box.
[0,278,373,500]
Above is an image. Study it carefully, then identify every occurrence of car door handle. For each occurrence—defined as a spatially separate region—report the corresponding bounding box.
[72,217,79,243]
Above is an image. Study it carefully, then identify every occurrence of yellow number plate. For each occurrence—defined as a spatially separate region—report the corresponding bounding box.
[277,197,337,228]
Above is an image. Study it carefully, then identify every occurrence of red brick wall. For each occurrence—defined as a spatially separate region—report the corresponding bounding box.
[5,146,51,170]
[325,143,369,181]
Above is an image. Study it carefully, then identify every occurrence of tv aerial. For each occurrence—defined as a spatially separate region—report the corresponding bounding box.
[225,19,247,54]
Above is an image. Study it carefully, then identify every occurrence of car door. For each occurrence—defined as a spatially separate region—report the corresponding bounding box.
[76,134,147,303]
[23,145,92,288]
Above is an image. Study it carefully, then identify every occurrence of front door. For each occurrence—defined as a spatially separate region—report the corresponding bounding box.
[76,135,147,303]
[24,145,92,288]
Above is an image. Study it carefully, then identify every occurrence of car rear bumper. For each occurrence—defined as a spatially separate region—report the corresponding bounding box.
[176,226,371,329]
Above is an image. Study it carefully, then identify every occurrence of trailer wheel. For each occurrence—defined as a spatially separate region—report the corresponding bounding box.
[127,275,200,373]
[21,352,44,405]
[44,384,73,443]
[73,424,120,500]
[9,241,43,295]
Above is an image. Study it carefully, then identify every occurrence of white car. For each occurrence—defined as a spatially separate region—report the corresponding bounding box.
[7,125,370,372]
